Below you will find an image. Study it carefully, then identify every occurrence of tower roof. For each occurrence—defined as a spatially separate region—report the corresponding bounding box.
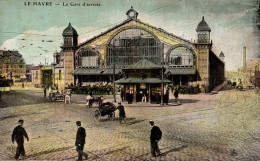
[196,16,211,32]
[62,23,78,36]
[219,51,225,57]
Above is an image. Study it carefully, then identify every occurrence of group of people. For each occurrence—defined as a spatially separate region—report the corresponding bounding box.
[125,89,134,104]
[86,93,105,108]
[12,118,162,160]
[12,88,181,160]
[44,87,72,104]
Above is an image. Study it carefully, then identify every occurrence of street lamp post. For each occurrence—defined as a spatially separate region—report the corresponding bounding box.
[113,40,116,103]
[161,43,164,105]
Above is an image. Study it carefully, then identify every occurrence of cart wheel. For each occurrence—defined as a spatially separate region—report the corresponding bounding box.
[94,110,101,122]
[108,112,115,121]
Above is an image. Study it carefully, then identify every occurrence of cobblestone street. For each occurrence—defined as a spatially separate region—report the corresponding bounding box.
[0,88,259,161]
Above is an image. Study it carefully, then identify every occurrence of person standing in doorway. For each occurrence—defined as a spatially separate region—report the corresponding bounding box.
[149,120,162,158]
[11,119,29,160]
[75,121,88,160]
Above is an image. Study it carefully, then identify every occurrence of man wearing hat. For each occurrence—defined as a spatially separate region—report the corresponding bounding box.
[149,120,162,158]
[75,121,88,160]
[117,102,126,124]
[11,119,29,160]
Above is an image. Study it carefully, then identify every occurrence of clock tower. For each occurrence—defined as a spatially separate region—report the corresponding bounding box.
[126,6,138,20]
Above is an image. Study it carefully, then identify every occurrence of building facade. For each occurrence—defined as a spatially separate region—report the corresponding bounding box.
[0,50,26,81]
[31,66,42,87]
[55,7,225,93]
[53,51,65,90]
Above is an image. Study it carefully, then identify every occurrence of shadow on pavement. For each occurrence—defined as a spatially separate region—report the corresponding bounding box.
[170,99,199,104]
[0,91,51,108]
[27,145,74,158]
[98,117,137,122]
[126,119,147,125]
[161,145,188,156]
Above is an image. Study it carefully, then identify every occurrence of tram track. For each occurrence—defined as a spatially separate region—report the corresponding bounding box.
[1,89,259,160]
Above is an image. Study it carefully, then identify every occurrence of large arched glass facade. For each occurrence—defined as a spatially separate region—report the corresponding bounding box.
[169,47,194,67]
[78,49,100,67]
[107,29,162,68]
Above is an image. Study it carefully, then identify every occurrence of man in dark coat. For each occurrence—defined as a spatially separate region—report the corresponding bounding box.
[117,102,126,124]
[75,121,88,160]
[120,88,124,102]
[11,119,29,160]
[164,89,169,105]
[149,120,162,158]
[174,89,179,101]
[44,87,47,98]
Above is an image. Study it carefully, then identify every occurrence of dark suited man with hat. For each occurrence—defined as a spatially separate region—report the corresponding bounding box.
[75,121,88,160]
[117,102,126,124]
[149,120,162,158]
[11,119,29,160]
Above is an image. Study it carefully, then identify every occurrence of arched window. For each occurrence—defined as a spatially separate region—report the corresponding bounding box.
[78,49,99,67]
[169,47,194,67]
[107,29,161,68]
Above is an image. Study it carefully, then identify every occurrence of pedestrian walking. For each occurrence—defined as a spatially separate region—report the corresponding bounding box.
[126,90,130,104]
[174,89,179,101]
[164,89,169,105]
[65,90,71,104]
[75,121,88,160]
[44,87,47,98]
[120,88,124,102]
[142,90,147,102]
[11,119,29,160]
[86,93,93,108]
[149,120,162,158]
[117,102,126,124]
[129,89,133,104]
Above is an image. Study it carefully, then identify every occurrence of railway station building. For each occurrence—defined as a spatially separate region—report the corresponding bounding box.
[55,7,225,97]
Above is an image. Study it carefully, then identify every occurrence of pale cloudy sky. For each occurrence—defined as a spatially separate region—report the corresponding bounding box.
[0,0,259,70]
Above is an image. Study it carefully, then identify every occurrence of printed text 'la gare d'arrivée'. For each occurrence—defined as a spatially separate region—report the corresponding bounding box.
[24,2,101,6]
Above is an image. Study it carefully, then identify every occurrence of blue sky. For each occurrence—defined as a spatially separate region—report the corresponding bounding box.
[0,0,259,70]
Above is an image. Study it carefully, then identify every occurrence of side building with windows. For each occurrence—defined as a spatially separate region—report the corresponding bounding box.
[57,7,225,94]
[53,51,65,90]
[0,50,26,81]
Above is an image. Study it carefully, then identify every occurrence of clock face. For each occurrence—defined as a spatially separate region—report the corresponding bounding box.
[129,11,135,17]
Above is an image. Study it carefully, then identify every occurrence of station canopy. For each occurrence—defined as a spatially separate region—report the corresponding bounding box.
[115,78,171,84]
[73,68,121,75]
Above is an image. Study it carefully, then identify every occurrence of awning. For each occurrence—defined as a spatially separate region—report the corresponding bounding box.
[165,67,196,75]
[115,78,172,84]
[73,68,122,75]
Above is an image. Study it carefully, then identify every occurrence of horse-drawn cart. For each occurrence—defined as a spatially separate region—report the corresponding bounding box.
[86,96,102,108]
[49,92,65,102]
[93,102,117,122]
